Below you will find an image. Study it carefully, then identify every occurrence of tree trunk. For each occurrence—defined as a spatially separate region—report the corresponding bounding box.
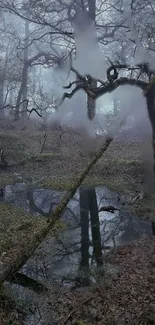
[22,20,29,119]
[15,65,28,121]
[0,49,9,117]
[0,79,4,117]
[15,20,29,121]
[79,187,90,285]
[88,188,103,267]
[87,0,96,121]
[9,87,13,107]
[146,84,155,178]
[80,188,89,269]
[88,0,96,20]
[87,78,97,120]
[152,222,155,236]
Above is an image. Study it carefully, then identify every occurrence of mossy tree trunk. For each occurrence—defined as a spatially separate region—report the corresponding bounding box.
[0,137,113,285]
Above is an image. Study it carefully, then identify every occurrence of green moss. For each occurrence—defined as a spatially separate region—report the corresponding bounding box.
[0,132,19,140]
[83,176,128,192]
[28,153,61,160]
[131,195,155,220]
[83,158,141,195]
[0,202,66,284]
[48,220,66,235]
[0,203,47,269]
[18,152,60,165]
[0,174,20,187]
[100,158,140,166]
[39,177,74,190]
[38,158,141,193]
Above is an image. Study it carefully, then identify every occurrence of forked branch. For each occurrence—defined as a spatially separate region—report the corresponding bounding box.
[60,63,148,105]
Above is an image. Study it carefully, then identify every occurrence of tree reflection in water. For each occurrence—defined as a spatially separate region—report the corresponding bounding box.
[78,187,103,286]
[2,184,153,289]
[2,184,153,325]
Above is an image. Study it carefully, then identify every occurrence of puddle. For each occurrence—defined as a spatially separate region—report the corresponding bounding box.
[1,182,153,324]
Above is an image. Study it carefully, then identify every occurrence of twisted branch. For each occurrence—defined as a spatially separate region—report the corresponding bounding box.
[60,63,148,105]
[61,76,147,103]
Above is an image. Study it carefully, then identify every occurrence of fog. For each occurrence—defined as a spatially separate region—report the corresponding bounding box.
[0,2,153,137]
[49,9,152,142]
[123,0,155,70]
[1,1,155,324]
[72,11,108,80]
[0,1,154,176]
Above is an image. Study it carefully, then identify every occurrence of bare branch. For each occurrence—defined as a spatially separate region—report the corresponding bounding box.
[60,84,85,104]
[27,108,42,118]
[61,75,147,104]
[94,77,147,98]
[63,80,82,89]
[3,99,42,118]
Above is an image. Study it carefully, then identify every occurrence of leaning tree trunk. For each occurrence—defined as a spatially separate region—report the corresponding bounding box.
[0,136,113,284]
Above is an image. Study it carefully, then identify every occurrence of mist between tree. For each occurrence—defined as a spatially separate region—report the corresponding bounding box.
[1,1,155,324]
[47,5,154,194]
[0,0,155,190]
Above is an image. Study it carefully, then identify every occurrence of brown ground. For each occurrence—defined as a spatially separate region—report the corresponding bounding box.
[48,236,155,325]
[0,124,142,190]
[0,124,151,217]
[2,236,155,325]
[0,120,155,325]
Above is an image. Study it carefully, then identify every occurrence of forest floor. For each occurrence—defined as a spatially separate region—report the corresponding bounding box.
[2,237,155,325]
[0,124,153,217]
[0,121,155,324]
[48,236,155,325]
[0,126,144,195]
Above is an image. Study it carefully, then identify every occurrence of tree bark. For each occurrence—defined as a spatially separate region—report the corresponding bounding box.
[22,20,29,119]
[152,221,155,236]
[15,20,29,121]
[0,49,9,117]
[79,187,90,285]
[88,188,103,267]
[145,84,155,177]
[80,188,89,269]
[0,79,4,117]
[15,64,28,121]
[87,0,96,121]
[87,78,97,120]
